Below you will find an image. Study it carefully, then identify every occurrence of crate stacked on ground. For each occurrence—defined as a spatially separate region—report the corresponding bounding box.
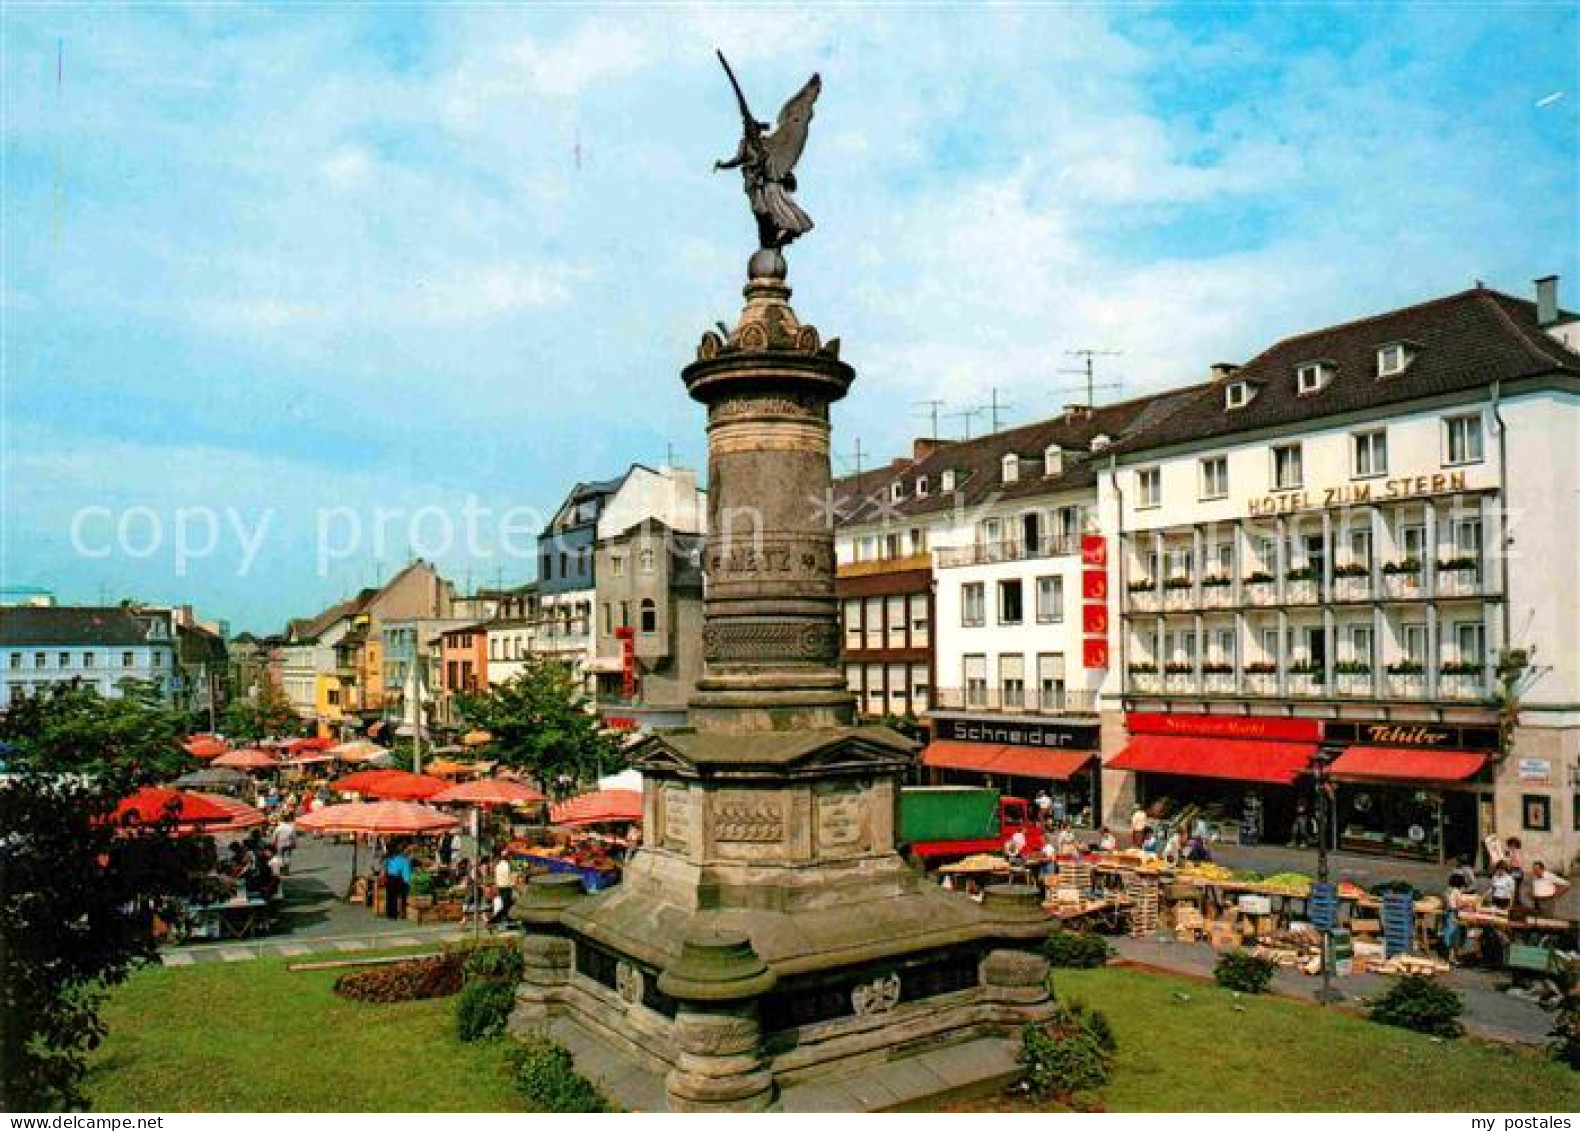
[1125,873,1162,937]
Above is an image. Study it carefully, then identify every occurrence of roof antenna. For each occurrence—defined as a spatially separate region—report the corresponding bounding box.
[1057,348,1122,408]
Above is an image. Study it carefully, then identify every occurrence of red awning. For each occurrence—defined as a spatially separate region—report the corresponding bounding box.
[922,740,1094,781]
[1329,746,1486,783]
[1109,734,1314,785]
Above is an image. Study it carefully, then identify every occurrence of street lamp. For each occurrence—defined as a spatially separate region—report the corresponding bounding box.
[1311,743,1344,1005]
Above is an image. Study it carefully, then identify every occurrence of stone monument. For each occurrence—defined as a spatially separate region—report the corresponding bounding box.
[510,60,1055,1112]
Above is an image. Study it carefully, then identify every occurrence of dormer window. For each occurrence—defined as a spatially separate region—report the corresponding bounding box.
[915,475,930,498]
[890,481,905,502]
[1377,343,1410,377]
[1090,434,1111,451]
[1225,381,1255,409]
[1296,361,1333,395]
[1001,454,1020,484]
[941,469,957,492]
[1044,444,1063,477]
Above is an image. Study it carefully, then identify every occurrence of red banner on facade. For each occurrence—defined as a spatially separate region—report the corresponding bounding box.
[1082,568,1108,601]
[1126,712,1323,742]
[1082,604,1108,635]
[1083,639,1109,669]
[615,627,636,698]
[1081,534,1107,567]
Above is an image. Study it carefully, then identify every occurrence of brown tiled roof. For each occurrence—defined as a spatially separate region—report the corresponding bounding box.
[1110,287,1580,457]
[832,385,1204,527]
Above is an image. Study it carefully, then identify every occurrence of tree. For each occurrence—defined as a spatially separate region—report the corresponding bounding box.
[456,657,617,788]
[221,681,300,743]
[1,691,215,1109]
[0,681,192,781]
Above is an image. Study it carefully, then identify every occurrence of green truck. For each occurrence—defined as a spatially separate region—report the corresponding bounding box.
[899,786,1043,865]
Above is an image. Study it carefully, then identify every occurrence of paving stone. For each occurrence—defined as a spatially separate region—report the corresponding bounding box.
[160,952,195,967]
[333,940,369,952]
[276,943,311,957]
[218,948,255,963]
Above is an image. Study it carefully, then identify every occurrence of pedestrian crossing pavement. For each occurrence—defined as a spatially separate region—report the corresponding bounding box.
[158,925,487,967]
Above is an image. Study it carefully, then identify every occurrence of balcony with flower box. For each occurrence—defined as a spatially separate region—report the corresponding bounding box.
[1162,577,1196,611]
[1202,665,1237,695]
[1163,664,1195,693]
[1286,663,1323,697]
[1385,662,1426,698]
[1126,664,1159,694]
[1381,560,1424,599]
[1200,576,1234,609]
[1435,558,1483,598]
[1333,662,1375,698]
[1127,579,1160,613]
[1243,664,1278,695]
[1242,573,1279,607]
[1439,663,1487,701]
[1331,563,1372,603]
[1284,566,1320,605]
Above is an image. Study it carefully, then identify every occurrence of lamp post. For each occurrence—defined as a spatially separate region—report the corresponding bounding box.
[1312,743,1344,1004]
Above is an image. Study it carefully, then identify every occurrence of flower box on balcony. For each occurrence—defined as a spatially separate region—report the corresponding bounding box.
[1202,667,1236,694]
[1127,579,1158,593]
[1439,670,1485,700]
[1334,671,1374,697]
[1333,575,1371,601]
[1435,560,1481,597]
[1286,664,1322,696]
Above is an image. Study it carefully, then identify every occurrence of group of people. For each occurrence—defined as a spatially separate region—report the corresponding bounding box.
[221,820,295,902]
[1440,838,1571,963]
[376,840,519,929]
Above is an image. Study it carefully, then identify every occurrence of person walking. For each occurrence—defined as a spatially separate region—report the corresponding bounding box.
[271,816,297,876]
[383,845,412,921]
[493,852,516,921]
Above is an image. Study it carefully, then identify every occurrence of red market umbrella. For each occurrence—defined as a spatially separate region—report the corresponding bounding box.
[183,736,229,761]
[212,747,281,771]
[111,787,232,830]
[287,736,336,755]
[280,749,338,767]
[331,769,400,796]
[188,792,267,832]
[296,801,458,836]
[550,789,643,828]
[433,779,547,807]
[359,771,448,801]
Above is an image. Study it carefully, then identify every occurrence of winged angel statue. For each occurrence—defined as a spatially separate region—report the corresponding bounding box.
[713,52,822,251]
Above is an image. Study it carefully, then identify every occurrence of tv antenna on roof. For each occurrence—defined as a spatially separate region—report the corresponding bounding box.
[945,406,986,441]
[835,436,867,477]
[1057,348,1123,408]
[984,387,1014,434]
[912,399,946,441]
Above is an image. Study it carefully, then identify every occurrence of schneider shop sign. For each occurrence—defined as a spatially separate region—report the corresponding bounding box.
[935,715,1100,750]
[1247,470,1470,517]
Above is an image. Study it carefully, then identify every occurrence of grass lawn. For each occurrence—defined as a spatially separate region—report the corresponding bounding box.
[85,951,528,1112]
[1051,966,1579,1112]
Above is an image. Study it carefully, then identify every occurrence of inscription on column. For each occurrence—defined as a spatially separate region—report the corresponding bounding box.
[815,787,864,851]
[662,784,694,849]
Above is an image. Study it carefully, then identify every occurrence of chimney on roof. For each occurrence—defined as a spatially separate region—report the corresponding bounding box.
[1535,275,1559,327]
[1209,362,1241,383]
[913,437,950,461]
[1062,403,1092,421]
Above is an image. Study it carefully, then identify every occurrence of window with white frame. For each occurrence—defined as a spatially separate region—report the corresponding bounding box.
[961,583,986,627]
[1200,455,1229,499]
[1035,575,1064,623]
[886,595,906,647]
[998,654,1025,707]
[1272,443,1303,490]
[941,469,957,492]
[964,654,988,707]
[890,480,905,502]
[1377,343,1409,377]
[1454,621,1486,666]
[1347,625,1374,666]
[1401,623,1428,665]
[1225,381,1253,409]
[1296,361,1332,395]
[1137,467,1161,508]
[611,555,625,578]
[1002,454,1020,484]
[915,475,929,497]
[1037,653,1066,712]
[1352,429,1388,477]
[1349,527,1374,569]
[1044,444,1062,476]
[639,549,656,573]
[843,598,861,643]
[1259,627,1280,664]
[909,527,928,555]
[1444,413,1484,465]
[997,579,1024,625]
[1454,518,1483,558]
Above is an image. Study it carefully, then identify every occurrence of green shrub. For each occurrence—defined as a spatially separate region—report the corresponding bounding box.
[1549,994,1579,1070]
[1041,931,1111,969]
[1019,1002,1115,1105]
[1368,974,1465,1038]
[460,942,525,982]
[510,1033,612,1112]
[1213,949,1275,994]
[457,979,517,1043]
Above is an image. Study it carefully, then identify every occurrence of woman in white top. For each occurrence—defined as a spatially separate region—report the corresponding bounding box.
[1530,861,1571,917]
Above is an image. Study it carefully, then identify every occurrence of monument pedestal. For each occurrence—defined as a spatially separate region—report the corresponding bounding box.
[511,260,1054,1110]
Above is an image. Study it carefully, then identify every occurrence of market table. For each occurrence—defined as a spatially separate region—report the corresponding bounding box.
[514,851,620,893]
[180,896,276,941]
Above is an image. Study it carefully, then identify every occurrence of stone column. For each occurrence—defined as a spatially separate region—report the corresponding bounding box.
[681,255,857,732]
[509,874,586,1033]
[978,886,1057,1021]
[656,930,778,1112]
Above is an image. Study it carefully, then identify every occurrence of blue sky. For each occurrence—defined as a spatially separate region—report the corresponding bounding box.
[4,3,1575,633]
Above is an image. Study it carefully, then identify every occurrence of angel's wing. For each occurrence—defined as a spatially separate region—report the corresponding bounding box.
[763,73,821,181]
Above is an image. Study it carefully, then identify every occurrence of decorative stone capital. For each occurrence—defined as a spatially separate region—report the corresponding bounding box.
[514,873,586,932]
[657,930,777,1003]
